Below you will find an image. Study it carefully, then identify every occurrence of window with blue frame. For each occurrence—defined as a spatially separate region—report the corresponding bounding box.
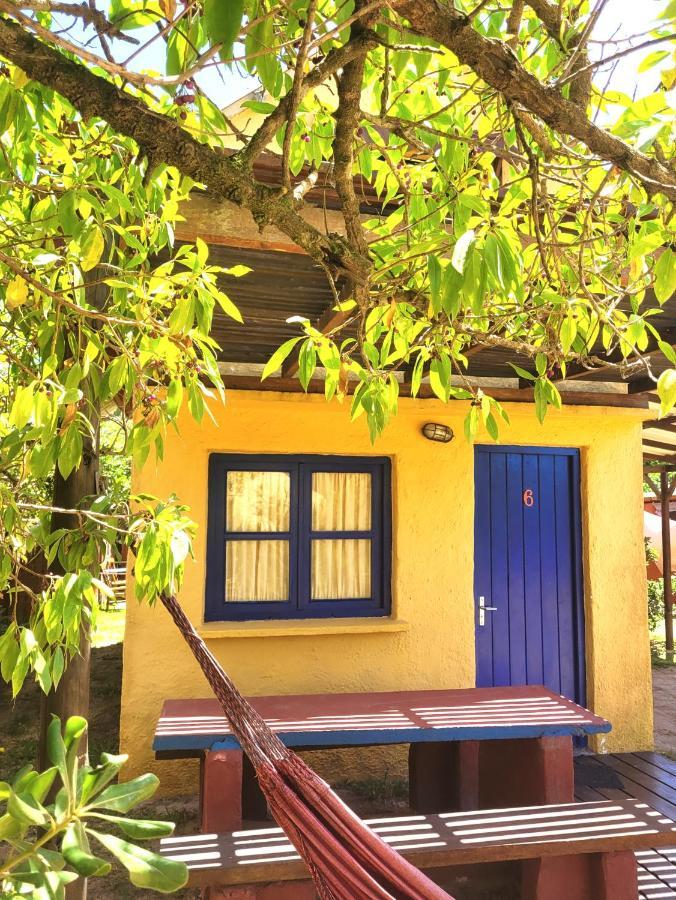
[205,454,391,621]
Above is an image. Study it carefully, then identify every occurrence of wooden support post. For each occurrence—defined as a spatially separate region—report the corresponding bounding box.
[660,470,674,656]
[478,736,574,808]
[521,850,638,900]
[408,741,479,813]
[200,751,244,832]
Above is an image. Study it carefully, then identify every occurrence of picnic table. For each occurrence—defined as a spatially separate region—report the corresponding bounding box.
[153,684,610,832]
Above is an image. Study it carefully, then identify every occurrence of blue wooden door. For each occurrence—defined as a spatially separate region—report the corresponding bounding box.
[474,446,585,705]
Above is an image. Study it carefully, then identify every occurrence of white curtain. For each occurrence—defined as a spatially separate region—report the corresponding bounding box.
[226,539,289,602]
[311,472,371,600]
[312,538,371,600]
[225,471,290,602]
[223,469,373,604]
[312,471,371,531]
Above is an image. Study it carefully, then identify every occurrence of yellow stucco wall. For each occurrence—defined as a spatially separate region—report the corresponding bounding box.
[119,390,653,794]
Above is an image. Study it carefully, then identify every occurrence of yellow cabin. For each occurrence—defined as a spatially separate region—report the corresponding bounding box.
[119,186,655,797]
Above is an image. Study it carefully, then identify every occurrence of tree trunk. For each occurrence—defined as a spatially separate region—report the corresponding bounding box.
[38,397,99,900]
[38,446,98,900]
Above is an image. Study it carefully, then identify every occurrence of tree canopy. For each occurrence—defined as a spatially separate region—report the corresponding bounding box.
[0,0,674,704]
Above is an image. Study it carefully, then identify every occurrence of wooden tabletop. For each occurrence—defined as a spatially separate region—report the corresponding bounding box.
[153,685,610,755]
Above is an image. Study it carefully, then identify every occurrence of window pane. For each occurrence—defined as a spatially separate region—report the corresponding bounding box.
[311,539,371,599]
[311,472,371,531]
[226,471,290,532]
[225,540,289,602]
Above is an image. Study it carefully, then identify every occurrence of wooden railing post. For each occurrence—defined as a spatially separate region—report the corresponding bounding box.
[660,470,674,657]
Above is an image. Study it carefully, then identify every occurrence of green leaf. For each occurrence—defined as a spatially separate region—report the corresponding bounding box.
[485,412,499,441]
[560,314,577,354]
[89,773,159,813]
[204,0,244,62]
[509,364,535,382]
[64,715,87,750]
[428,255,442,313]
[297,341,316,391]
[8,790,51,826]
[91,813,175,840]
[24,766,58,804]
[80,225,105,272]
[57,424,83,480]
[88,830,188,893]
[46,717,66,774]
[261,337,302,380]
[214,290,243,323]
[9,384,34,429]
[451,230,475,274]
[62,824,112,877]
[166,379,183,419]
[658,369,676,417]
[655,249,675,304]
[80,753,128,805]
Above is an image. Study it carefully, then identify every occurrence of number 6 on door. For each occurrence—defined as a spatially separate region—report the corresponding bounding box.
[523,489,534,507]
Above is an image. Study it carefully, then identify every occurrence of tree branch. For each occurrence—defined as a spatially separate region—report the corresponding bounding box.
[0,14,369,283]
[281,0,318,191]
[332,5,372,258]
[241,28,379,165]
[397,0,676,200]
[13,0,138,43]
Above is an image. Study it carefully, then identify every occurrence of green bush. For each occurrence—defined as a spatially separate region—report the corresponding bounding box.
[0,716,187,898]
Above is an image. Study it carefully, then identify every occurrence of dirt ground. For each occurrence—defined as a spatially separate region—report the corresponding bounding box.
[652,663,676,758]
[2,644,675,898]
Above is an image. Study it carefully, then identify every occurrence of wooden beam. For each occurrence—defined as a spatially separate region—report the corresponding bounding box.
[628,377,658,394]
[555,326,676,383]
[644,456,676,467]
[644,438,676,452]
[281,283,354,379]
[643,418,676,432]
[644,471,661,497]
[221,374,650,408]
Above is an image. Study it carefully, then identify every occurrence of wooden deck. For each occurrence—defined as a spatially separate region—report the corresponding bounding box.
[575,752,676,898]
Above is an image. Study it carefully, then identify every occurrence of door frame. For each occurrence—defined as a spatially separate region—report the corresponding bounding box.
[473,444,587,706]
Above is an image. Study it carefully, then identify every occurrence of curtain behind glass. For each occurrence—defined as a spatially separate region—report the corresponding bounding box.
[311,472,372,600]
[225,471,290,602]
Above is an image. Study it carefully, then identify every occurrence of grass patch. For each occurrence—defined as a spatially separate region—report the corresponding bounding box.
[337,775,408,804]
[92,606,125,647]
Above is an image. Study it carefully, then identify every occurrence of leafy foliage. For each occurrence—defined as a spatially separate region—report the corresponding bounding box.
[0,0,673,716]
[0,66,241,694]
[0,716,187,897]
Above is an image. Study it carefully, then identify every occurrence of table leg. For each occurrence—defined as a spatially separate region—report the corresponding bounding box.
[478,736,574,808]
[521,850,638,900]
[200,750,243,832]
[242,753,270,821]
[408,741,479,813]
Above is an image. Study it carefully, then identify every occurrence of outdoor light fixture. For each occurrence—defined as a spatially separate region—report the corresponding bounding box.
[422,423,453,443]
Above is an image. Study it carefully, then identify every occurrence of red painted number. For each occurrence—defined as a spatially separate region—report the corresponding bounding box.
[523,489,534,507]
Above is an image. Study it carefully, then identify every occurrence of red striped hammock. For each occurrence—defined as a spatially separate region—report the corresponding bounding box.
[160,594,452,900]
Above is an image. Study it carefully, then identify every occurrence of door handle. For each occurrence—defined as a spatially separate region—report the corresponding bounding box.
[478,595,498,626]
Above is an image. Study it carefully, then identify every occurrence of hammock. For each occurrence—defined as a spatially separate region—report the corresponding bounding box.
[160,594,453,900]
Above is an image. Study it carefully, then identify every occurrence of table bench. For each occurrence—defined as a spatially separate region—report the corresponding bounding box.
[153,685,610,832]
[159,798,676,899]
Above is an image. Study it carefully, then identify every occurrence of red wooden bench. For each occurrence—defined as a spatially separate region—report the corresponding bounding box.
[159,798,676,899]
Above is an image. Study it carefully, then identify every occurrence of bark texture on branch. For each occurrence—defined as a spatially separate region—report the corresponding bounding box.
[397,0,676,200]
[0,16,368,282]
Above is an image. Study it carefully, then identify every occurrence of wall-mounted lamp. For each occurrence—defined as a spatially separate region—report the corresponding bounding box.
[422,422,454,443]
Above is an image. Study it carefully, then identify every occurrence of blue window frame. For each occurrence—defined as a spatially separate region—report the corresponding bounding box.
[205,454,392,621]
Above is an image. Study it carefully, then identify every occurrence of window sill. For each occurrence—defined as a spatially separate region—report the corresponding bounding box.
[198,618,410,639]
